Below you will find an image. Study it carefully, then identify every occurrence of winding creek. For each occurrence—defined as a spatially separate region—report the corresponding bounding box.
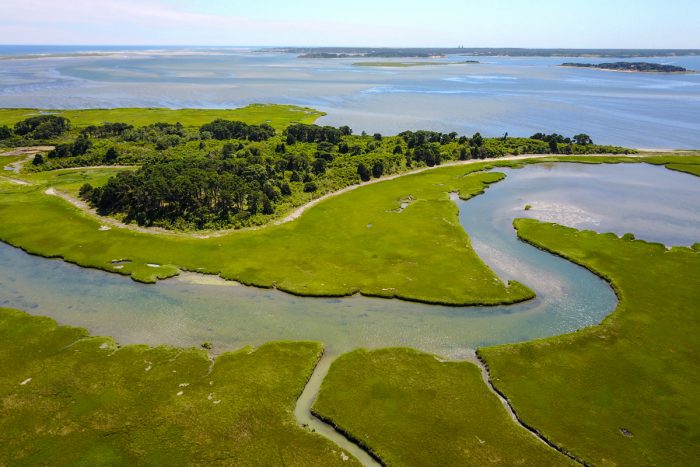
[1,162,699,464]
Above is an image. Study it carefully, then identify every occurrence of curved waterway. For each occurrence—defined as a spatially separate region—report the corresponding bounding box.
[2,163,699,359]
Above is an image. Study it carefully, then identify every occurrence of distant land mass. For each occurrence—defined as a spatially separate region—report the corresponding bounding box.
[353,60,480,67]
[271,47,700,58]
[298,51,445,59]
[561,62,691,73]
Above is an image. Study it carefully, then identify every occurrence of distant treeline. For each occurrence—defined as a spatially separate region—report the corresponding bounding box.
[273,47,700,58]
[300,52,443,59]
[561,62,690,73]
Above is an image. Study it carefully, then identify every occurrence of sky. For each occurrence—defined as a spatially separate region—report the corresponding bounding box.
[1,0,698,48]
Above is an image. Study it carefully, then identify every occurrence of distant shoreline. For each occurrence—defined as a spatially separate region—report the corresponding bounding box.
[560,62,693,73]
[273,47,700,59]
[352,60,480,68]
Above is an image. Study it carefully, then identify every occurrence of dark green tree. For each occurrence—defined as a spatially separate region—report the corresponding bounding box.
[357,162,371,182]
[280,182,292,196]
[72,135,92,156]
[372,161,384,178]
[549,140,559,154]
[105,147,119,163]
[0,125,12,140]
[573,133,593,145]
[222,143,236,159]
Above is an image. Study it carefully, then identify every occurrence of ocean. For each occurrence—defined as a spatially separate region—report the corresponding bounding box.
[1,46,699,149]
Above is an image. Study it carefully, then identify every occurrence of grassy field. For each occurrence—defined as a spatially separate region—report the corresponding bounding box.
[1,154,698,303]
[1,154,699,465]
[665,162,700,176]
[0,308,356,465]
[0,163,535,305]
[313,348,572,466]
[24,166,140,195]
[478,219,700,466]
[0,104,324,131]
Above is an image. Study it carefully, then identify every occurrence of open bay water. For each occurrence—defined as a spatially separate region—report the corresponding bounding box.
[0,46,699,148]
[0,163,697,357]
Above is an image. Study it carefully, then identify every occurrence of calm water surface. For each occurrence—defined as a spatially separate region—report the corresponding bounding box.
[0,46,699,148]
[1,163,697,357]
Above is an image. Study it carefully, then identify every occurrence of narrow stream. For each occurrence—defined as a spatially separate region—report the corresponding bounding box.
[295,352,382,466]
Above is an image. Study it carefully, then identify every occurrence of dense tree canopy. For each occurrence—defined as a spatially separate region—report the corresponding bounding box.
[4,114,631,231]
[0,125,12,140]
[13,115,70,139]
[81,123,134,138]
[285,124,344,144]
[200,120,275,141]
[81,158,289,229]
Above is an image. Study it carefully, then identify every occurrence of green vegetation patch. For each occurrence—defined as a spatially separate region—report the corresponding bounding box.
[479,219,700,466]
[313,348,572,466]
[0,104,324,131]
[0,308,355,465]
[0,164,533,305]
[665,162,700,177]
[24,166,139,196]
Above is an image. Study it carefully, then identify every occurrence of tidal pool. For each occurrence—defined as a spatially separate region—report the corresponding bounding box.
[0,163,697,357]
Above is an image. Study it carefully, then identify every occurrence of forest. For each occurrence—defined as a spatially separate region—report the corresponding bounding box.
[3,114,633,230]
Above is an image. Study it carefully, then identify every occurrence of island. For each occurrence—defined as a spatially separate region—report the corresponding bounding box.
[353,60,480,67]
[271,47,700,58]
[300,51,446,59]
[561,61,691,73]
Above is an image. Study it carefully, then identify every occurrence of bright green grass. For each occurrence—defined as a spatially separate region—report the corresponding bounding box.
[313,348,572,466]
[1,153,28,168]
[1,155,697,303]
[0,164,534,305]
[0,308,356,466]
[24,166,139,196]
[0,104,324,131]
[665,163,700,176]
[479,219,700,466]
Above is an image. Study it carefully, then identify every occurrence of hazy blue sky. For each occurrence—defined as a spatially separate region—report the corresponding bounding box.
[1,0,698,48]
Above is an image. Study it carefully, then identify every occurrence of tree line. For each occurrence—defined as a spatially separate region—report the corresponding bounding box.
[80,158,292,230]
[4,114,634,230]
[0,115,70,141]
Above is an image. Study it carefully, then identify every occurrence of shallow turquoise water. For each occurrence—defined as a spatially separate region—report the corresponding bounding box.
[0,47,699,148]
[0,163,697,357]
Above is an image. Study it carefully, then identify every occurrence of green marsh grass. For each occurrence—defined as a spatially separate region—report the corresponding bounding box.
[0,104,324,132]
[0,165,534,305]
[313,348,573,466]
[0,308,356,465]
[479,220,700,466]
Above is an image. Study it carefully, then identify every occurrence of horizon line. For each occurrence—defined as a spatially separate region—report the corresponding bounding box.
[1,44,700,51]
